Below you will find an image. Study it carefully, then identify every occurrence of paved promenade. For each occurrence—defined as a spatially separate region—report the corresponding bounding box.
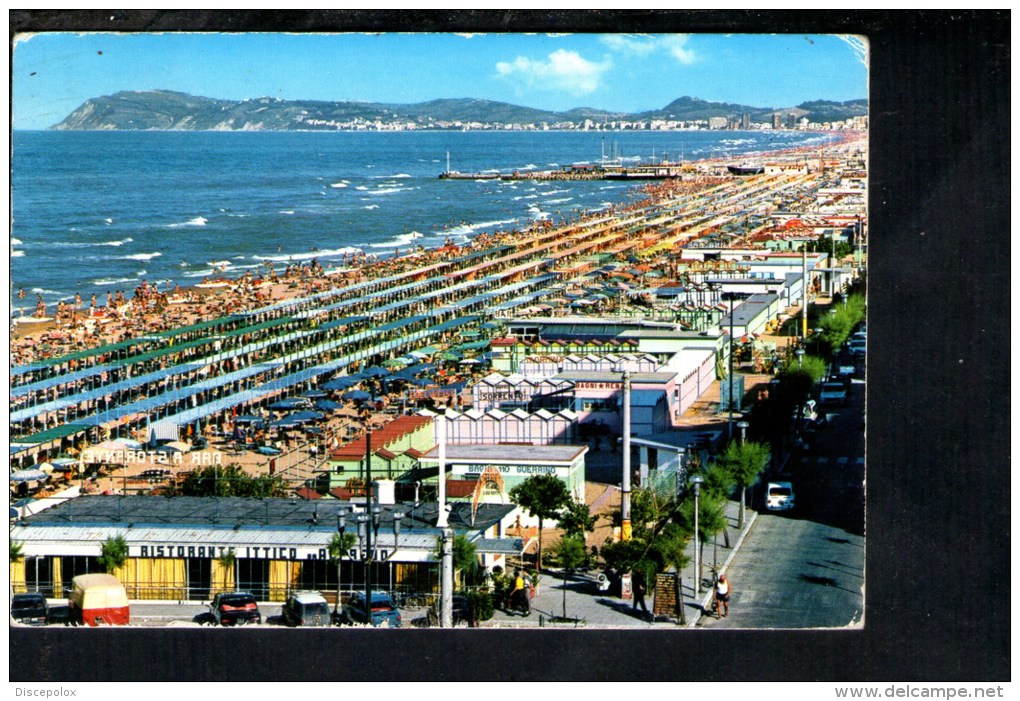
[479,495,756,629]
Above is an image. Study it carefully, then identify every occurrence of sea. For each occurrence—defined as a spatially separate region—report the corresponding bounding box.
[9,129,838,316]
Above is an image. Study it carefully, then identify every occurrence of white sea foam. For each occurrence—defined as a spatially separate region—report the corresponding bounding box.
[363,205,380,210]
[207,260,232,267]
[168,216,208,228]
[542,198,573,206]
[329,182,348,188]
[93,277,137,286]
[182,269,215,278]
[12,250,24,257]
[367,186,413,196]
[367,231,425,248]
[136,270,147,276]
[355,186,369,191]
[52,237,134,248]
[118,252,162,261]
[370,173,412,179]
[104,218,113,224]
[252,246,360,263]
[11,238,22,245]
[279,210,295,215]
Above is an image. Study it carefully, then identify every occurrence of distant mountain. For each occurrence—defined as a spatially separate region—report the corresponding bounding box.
[50,90,867,131]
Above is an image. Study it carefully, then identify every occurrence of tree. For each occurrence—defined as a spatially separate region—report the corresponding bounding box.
[677,492,728,585]
[557,499,597,540]
[431,533,481,588]
[550,535,587,620]
[99,535,128,574]
[10,541,24,595]
[328,531,357,613]
[715,440,771,527]
[216,548,237,592]
[509,474,572,569]
[181,464,286,497]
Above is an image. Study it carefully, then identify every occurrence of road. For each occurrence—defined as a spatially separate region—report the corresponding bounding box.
[700,359,866,629]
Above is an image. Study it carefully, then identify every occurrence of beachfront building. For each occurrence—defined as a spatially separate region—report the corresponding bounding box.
[417,443,588,504]
[325,415,434,491]
[420,406,581,446]
[9,494,524,601]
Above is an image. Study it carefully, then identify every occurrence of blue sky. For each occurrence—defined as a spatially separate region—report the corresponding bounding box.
[12,32,868,130]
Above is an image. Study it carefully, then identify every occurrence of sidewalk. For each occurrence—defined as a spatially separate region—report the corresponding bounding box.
[479,495,757,629]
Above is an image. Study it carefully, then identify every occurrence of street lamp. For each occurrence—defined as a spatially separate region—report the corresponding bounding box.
[335,506,351,616]
[736,420,750,445]
[796,347,805,368]
[689,474,706,594]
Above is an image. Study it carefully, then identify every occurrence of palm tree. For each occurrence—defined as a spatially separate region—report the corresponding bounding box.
[99,535,128,574]
[216,549,237,592]
[10,541,24,595]
[328,532,357,614]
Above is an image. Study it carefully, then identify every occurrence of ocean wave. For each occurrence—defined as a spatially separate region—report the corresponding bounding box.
[279,210,295,215]
[118,252,162,261]
[208,260,232,267]
[370,173,412,179]
[542,198,573,206]
[367,186,414,196]
[11,238,22,245]
[367,231,425,249]
[93,277,138,286]
[363,205,380,210]
[329,182,348,188]
[182,269,215,279]
[104,218,113,224]
[136,270,147,276]
[12,250,24,257]
[252,246,360,263]
[443,218,516,237]
[167,216,208,228]
[51,237,134,248]
[355,186,369,191]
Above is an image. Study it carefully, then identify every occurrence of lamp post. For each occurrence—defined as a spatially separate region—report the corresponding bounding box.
[689,474,705,594]
[335,506,350,616]
[737,420,749,445]
[796,347,805,368]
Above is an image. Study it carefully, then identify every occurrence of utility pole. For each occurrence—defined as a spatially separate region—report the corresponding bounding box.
[621,371,632,541]
[436,409,453,627]
[363,430,373,621]
[802,245,809,341]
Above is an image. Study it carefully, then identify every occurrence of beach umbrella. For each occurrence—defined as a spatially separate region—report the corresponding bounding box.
[300,390,328,399]
[270,417,303,429]
[322,377,359,391]
[382,358,409,369]
[363,365,389,377]
[235,414,266,425]
[314,399,344,411]
[269,398,309,411]
[409,377,436,388]
[437,351,462,362]
[10,469,49,483]
[115,438,144,450]
[50,458,78,468]
[288,410,325,423]
[342,390,373,402]
[459,358,482,365]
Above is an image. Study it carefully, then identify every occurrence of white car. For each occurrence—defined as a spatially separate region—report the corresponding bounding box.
[766,482,796,512]
[819,381,849,406]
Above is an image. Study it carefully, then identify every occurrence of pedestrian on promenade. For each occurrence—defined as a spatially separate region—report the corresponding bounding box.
[632,569,651,621]
[715,574,731,618]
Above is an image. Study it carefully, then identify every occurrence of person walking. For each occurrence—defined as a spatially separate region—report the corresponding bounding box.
[632,569,651,621]
[715,574,731,618]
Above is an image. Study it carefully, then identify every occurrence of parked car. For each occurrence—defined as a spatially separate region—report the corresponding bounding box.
[11,592,49,625]
[765,482,797,512]
[848,338,867,356]
[426,594,471,627]
[819,381,849,406]
[335,591,402,628]
[210,591,262,626]
[282,591,331,627]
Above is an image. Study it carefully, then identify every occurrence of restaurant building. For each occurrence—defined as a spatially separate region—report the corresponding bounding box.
[9,494,523,601]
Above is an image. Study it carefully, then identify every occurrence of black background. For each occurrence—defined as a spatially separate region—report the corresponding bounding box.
[8,10,1010,682]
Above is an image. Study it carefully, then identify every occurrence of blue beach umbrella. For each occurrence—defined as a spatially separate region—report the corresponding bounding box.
[300,390,328,399]
[314,400,344,411]
[342,390,373,402]
[269,398,309,411]
[363,365,389,377]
